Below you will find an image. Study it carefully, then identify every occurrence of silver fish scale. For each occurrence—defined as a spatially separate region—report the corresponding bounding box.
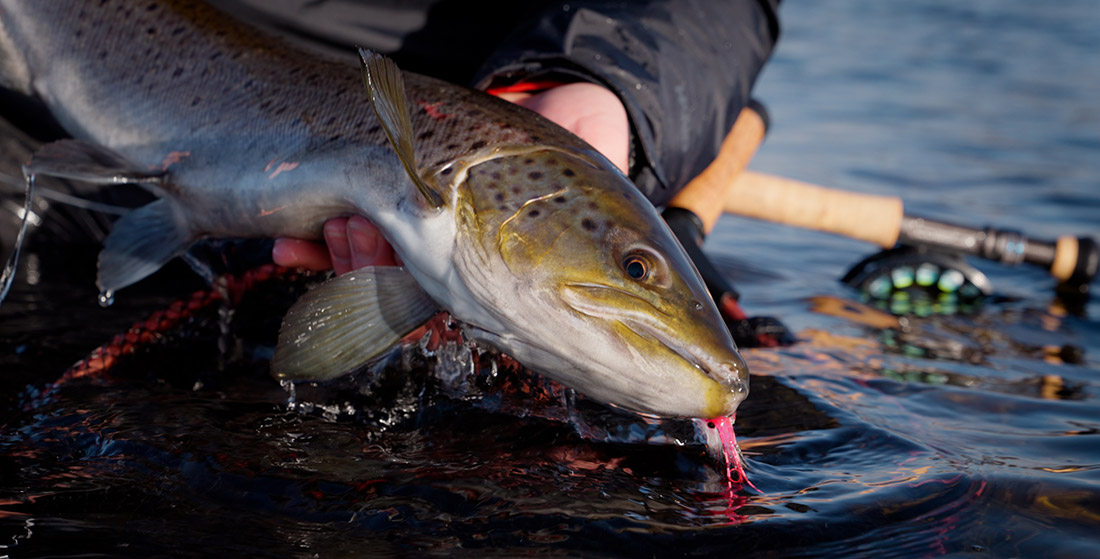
[2,0,588,176]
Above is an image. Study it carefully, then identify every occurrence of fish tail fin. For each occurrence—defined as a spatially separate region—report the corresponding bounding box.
[97,198,194,293]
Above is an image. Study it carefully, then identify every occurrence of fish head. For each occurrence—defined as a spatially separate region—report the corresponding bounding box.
[452,148,749,418]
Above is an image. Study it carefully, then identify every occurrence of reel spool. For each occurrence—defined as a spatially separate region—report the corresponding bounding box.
[842,246,992,316]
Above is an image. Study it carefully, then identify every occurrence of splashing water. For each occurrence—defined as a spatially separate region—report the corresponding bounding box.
[0,171,37,307]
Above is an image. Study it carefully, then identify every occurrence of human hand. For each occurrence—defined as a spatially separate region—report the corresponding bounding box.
[494,82,629,173]
[272,82,630,273]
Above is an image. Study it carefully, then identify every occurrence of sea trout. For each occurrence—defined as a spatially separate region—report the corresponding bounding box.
[0,0,750,418]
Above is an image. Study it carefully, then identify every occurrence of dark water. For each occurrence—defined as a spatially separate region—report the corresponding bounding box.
[2,1,1099,557]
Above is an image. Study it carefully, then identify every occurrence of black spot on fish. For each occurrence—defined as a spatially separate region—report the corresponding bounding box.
[498,205,509,211]
[582,218,597,231]
[512,186,522,195]
[368,125,382,135]
[146,26,156,36]
[172,26,186,37]
[563,168,576,177]
[191,96,202,107]
[528,172,543,180]
[470,140,487,150]
[486,182,498,189]
[528,210,541,218]
[418,130,434,140]
[494,193,505,202]
[554,196,567,204]
[491,172,502,180]
[172,67,184,78]
[441,167,453,176]
[524,158,534,165]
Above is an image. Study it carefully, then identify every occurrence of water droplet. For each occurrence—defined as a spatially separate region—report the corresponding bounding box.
[98,290,115,307]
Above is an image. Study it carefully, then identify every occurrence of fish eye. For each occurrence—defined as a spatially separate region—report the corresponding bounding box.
[623,254,651,281]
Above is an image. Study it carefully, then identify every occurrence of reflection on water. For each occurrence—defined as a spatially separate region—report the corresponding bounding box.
[2,0,1100,557]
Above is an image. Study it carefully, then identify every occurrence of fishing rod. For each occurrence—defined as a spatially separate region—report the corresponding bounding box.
[666,103,1096,329]
[721,171,1099,290]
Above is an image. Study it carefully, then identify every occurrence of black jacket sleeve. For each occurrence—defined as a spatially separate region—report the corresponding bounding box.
[473,1,780,207]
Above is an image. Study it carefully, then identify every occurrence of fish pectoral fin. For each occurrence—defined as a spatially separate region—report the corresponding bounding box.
[358,48,444,209]
[25,140,165,188]
[271,266,440,382]
[98,198,193,293]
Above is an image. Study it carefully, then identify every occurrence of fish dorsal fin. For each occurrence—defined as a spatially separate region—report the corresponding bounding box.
[271,266,440,382]
[359,48,444,209]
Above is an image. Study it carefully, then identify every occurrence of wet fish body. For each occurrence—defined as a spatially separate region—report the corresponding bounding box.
[0,0,750,418]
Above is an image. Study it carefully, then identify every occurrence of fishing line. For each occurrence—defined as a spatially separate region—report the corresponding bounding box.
[0,169,38,306]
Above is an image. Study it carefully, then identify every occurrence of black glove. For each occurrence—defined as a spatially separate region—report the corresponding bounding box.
[661,206,793,348]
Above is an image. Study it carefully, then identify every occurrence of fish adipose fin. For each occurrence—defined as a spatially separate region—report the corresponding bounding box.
[271,266,440,381]
[24,140,166,188]
[358,48,444,209]
[97,198,193,293]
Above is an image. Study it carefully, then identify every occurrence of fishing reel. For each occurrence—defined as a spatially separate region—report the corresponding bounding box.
[842,245,992,316]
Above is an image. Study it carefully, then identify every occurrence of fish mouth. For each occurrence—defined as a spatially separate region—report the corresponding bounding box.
[620,316,749,398]
[561,282,749,405]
